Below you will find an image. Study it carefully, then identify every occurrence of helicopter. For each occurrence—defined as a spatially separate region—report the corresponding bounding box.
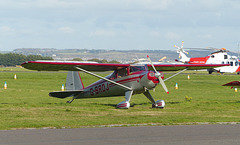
[175,41,240,74]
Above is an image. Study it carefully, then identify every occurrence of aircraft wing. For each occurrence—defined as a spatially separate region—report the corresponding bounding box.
[147,64,229,71]
[21,61,130,71]
[22,61,229,72]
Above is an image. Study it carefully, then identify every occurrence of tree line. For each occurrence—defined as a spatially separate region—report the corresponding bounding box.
[0,53,121,67]
[0,53,53,66]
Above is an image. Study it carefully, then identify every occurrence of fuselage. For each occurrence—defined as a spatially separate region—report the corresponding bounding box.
[183,51,240,73]
[76,65,162,99]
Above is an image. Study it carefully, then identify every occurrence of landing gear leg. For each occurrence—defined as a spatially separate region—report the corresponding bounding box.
[143,90,165,109]
[117,90,133,109]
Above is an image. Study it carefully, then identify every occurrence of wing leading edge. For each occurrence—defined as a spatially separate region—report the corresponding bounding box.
[22,61,130,71]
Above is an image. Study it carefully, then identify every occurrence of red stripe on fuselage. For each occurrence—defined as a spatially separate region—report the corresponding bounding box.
[188,56,210,64]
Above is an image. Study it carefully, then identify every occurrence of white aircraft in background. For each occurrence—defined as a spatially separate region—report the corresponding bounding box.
[175,41,240,74]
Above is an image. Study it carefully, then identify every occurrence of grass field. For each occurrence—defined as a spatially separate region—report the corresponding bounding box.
[0,68,239,130]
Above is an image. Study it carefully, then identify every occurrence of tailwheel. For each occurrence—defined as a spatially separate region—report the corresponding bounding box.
[66,99,74,103]
[152,100,165,109]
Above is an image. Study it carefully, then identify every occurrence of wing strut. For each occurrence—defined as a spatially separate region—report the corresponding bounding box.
[164,68,188,82]
[75,66,132,91]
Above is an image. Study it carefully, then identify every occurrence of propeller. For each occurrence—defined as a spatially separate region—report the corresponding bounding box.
[158,56,166,62]
[174,41,189,58]
[147,55,169,94]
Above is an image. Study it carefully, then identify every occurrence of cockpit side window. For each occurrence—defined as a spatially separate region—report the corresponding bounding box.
[130,65,147,73]
[117,68,128,78]
[235,61,239,66]
[224,55,228,59]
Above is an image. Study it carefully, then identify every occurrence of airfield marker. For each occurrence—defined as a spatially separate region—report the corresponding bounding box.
[175,83,178,89]
[235,88,237,92]
[14,74,17,80]
[61,84,64,91]
[4,82,7,89]
[188,75,190,80]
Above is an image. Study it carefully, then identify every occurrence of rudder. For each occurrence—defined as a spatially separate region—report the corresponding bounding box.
[66,71,84,90]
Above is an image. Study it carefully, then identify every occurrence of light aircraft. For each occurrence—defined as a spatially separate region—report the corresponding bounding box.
[21,57,228,109]
[222,81,240,89]
[175,41,240,74]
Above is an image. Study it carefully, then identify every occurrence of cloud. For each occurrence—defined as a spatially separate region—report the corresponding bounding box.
[90,30,115,37]
[0,0,239,51]
[0,26,14,32]
[165,32,181,39]
[0,26,15,35]
[150,31,161,37]
[58,27,74,34]
[197,34,212,39]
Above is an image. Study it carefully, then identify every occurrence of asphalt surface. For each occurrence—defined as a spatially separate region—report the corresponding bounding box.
[0,124,240,145]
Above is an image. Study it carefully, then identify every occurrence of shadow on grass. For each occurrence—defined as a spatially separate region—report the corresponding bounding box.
[167,102,181,104]
[91,102,150,108]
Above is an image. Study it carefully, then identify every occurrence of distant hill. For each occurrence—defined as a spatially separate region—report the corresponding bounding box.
[12,48,239,63]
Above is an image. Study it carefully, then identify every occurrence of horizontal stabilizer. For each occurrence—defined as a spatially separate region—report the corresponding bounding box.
[49,90,84,98]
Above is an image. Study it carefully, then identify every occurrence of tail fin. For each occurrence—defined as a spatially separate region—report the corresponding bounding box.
[179,51,190,62]
[66,71,84,90]
[175,41,190,63]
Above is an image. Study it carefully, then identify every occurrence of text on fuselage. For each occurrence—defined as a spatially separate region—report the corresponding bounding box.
[90,83,109,96]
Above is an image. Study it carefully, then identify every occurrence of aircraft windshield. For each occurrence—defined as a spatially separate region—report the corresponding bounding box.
[130,65,148,73]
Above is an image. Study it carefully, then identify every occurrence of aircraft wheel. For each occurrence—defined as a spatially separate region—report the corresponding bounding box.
[152,100,165,109]
[152,104,164,109]
[208,71,212,74]
[117,101,130,109]
[237,72,240,75]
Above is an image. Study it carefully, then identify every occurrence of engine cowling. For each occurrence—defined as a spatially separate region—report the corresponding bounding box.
[140,71,163,90]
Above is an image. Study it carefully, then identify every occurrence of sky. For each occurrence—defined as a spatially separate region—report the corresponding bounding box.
[0,0,240,51]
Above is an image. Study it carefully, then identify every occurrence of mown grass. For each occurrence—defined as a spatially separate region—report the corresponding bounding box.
[0,69,239,130]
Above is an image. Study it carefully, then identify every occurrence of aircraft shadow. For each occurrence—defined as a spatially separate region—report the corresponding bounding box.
[91,102,151,108]
[167,102,181,104]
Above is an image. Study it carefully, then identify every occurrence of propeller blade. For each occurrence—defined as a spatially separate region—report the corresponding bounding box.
[147,55,157,73]
[174,45,180,49]
[158,56,166,62]
[159,76,169,94]
[147,55,169,94]
[181,41,184,48]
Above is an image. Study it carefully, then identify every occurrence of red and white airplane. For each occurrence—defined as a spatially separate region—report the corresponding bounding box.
[21,57,228,109]
[222,81,240,88]
[175,41,240,74]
